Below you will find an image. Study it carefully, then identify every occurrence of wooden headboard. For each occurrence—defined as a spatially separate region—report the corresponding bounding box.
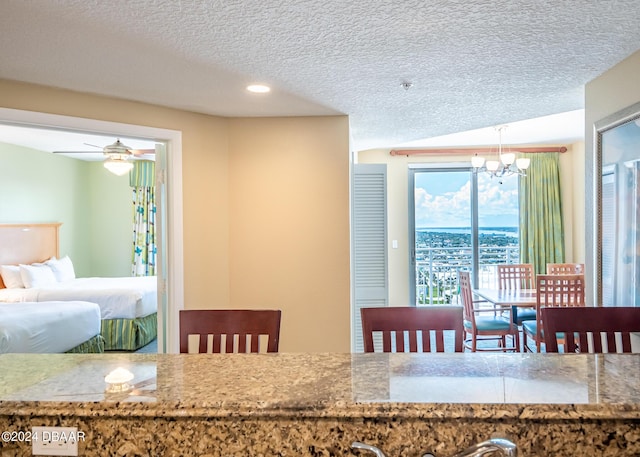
[0,223,61,289]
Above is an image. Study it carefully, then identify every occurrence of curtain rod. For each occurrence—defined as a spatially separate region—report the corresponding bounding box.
[389,146,568,157]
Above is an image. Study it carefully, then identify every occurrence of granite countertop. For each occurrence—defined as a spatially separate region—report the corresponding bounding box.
[1,352,639,420]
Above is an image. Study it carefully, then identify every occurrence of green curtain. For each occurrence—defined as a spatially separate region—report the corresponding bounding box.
[519,152,564,274]
[130,161,156,276]
[129,159,155,187]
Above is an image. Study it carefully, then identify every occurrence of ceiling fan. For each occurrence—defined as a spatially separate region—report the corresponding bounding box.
[53,139,155,175]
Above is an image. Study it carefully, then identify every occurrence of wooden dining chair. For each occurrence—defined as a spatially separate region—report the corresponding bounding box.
[360,306,464,353]
[179,309,282,353]
[543,307,640,353]
[522,274,585,352]
[458,271,519,352]
[497,263,534,289]
[546,263,584,275]
[497,263,536,325]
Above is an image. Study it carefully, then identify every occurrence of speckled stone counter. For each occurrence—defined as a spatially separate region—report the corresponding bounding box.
[0,353,639,456]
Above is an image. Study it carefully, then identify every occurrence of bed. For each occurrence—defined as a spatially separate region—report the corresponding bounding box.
[0,223,157,351]
[0,300,103,353]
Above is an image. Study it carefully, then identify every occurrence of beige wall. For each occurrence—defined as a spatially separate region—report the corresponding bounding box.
[584,50,640,305]
[228,117,351,352]
[357,146,584,307]
[559,141,586,263]
[0,79,351,352]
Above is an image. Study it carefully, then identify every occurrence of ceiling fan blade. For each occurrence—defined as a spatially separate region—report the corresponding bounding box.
[130,149,155,158]
[52,150,97,154]
[53,140,154,158]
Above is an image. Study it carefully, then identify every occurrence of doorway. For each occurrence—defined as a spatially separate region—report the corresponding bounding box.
[0,107,184,352]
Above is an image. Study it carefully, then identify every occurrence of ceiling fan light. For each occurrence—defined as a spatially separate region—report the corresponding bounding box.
[104,158,134,176]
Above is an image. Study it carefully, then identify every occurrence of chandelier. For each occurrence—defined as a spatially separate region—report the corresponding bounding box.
[471,125,530,178]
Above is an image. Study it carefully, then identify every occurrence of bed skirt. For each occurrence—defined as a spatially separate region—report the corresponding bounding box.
[101,313,158,351]
[65,334,105,353]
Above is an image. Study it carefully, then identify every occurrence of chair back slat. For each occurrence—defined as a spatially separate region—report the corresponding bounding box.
[382,332,392,352]
[212,334,222,353]
[621,333,633,352]
[407,331,418,352]
[180,309,282,353]
[542,307,640,353]
[360,306,464,353]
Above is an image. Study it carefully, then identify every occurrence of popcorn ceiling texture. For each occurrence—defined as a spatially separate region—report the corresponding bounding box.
[0,0,639,149]
[0,352,640,456]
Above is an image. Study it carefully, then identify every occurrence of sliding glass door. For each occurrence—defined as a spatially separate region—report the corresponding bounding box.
[409,166,519,305]
[476,171,520,288]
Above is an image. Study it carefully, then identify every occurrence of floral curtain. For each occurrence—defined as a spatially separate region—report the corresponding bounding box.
[519,152,565,274]
[130,161,156,276]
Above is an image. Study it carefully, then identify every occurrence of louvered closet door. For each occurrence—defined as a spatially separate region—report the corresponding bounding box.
[352,164,388,352]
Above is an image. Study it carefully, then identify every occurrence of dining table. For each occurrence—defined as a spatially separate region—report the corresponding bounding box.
[472,288,537,308]
[473,287,538,325]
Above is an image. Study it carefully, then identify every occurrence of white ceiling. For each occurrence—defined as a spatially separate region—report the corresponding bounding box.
[0,1,638,152]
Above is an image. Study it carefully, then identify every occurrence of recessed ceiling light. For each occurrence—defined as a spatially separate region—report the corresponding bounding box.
[246,84,271,93]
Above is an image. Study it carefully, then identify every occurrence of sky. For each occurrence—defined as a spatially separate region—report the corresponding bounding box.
[414,170,519,228]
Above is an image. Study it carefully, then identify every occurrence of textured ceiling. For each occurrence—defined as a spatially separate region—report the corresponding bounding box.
[1,0,639,151]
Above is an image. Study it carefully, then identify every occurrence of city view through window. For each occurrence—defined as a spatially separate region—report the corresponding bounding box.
[413,170,519,304]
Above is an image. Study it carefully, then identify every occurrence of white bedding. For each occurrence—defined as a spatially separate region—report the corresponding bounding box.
[0,301,101,353]
[0,276,157,320]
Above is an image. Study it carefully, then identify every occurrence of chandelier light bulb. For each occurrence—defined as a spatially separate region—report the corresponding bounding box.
[516,157,531,170]
[471,155,485,168]
[501,152,516,166]
[485,160,500,172]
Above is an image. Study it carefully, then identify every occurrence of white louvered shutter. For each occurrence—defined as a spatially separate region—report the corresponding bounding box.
[352,163,388,352]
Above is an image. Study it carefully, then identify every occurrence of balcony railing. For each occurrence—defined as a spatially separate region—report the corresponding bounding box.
[415,245,519,305]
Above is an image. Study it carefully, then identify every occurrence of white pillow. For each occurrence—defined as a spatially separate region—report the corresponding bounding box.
[19,264,57,288]
[46,256,76,282]
[0,265,24,289]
